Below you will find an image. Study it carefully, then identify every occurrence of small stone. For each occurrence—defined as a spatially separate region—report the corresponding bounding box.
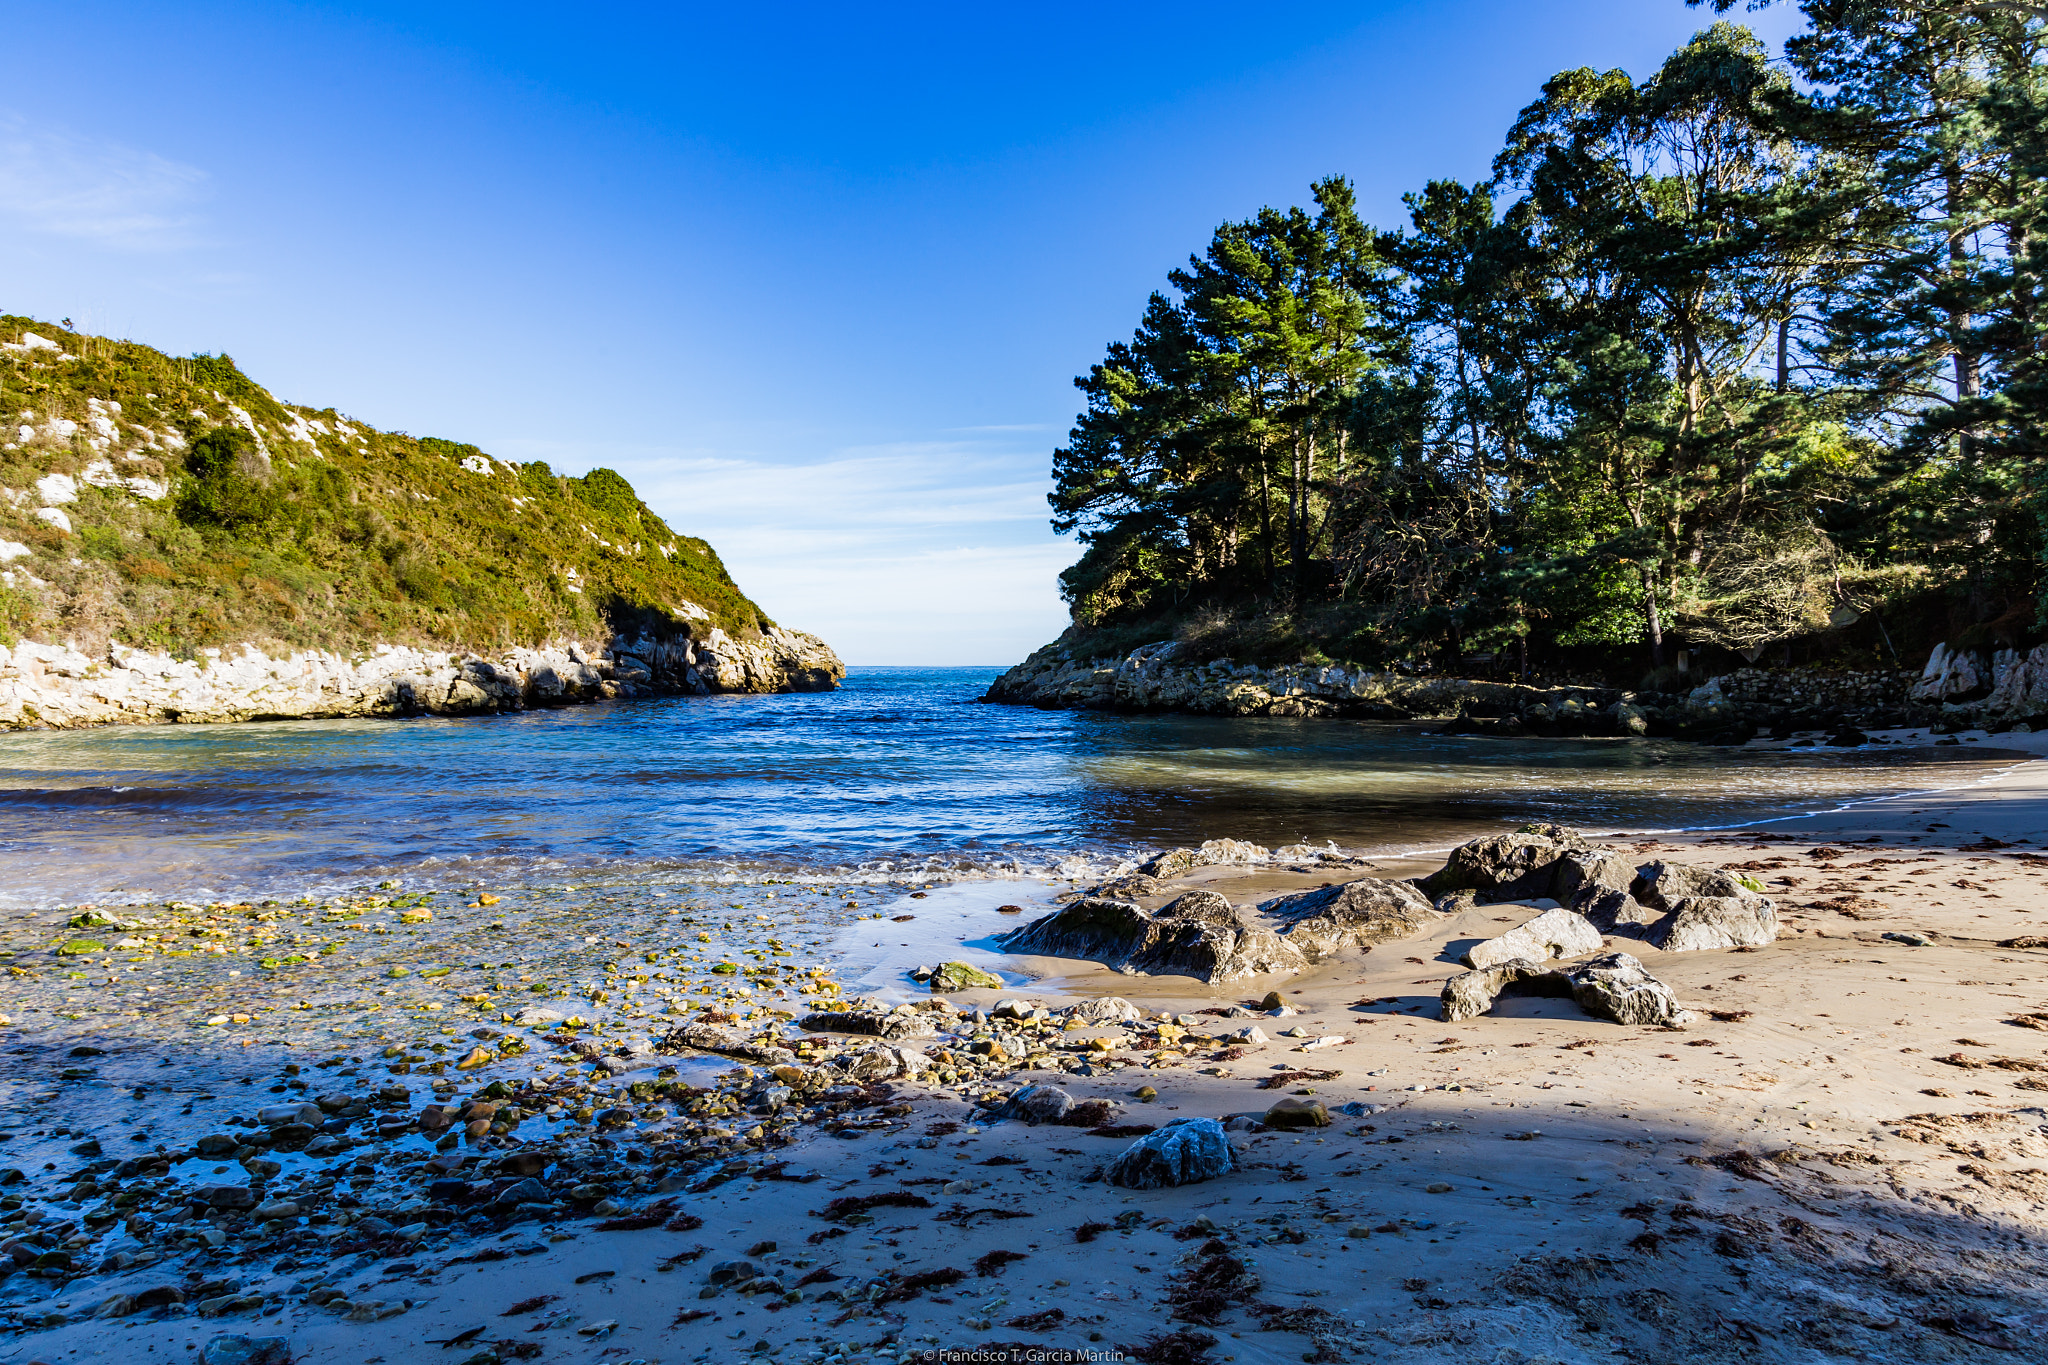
[746,1240,777,1256]
[454,1046,493,1070]
[198,1336,292,1365]
[1426,1182,1454,1194]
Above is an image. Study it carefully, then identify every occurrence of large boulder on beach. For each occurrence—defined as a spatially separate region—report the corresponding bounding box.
[1441,958,1560,1022]
[797,1009,937,1041]
[1576,887,1666,938]
[1626,861,1779,950]
[1440,951,1687,1027]
[1000,896,1154,964]
[1565,953,1690,1025]
[1631,860,1763,911]
[1549,846,1641,906]
[658,1023,797,1066]
[1419,825,1586,900]
[1653,895,1780,952]
[1260,878,1441,962]
[1000,891,1304,984]
[1463,906,1603,969]
[1106,1117,1234,1189]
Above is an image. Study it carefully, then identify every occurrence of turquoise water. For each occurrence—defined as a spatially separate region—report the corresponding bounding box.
[0,665,2014,906]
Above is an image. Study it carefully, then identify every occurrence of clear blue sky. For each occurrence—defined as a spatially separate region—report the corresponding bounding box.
[0,1,1805,664]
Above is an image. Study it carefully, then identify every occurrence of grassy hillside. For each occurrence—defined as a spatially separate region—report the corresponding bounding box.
[0,314,775,657]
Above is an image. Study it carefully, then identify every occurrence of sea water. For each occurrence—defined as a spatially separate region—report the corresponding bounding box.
[0,665,2021,908]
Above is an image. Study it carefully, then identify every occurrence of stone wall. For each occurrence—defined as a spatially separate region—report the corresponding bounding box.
[1680,666,1920,728]
[0,625,843,731]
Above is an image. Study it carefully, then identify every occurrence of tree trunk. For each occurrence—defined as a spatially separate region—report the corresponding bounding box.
[1643,564,1665,670]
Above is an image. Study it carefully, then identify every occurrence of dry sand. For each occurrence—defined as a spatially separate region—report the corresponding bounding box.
[17,734,2048,1365]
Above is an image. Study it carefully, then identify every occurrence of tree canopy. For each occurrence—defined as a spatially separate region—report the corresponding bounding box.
[1048,2,2048,676]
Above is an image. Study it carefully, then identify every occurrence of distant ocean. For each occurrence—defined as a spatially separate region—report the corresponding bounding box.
[0,666,2016,906]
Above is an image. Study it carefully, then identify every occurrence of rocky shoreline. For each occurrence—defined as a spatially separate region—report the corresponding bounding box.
[0,625,843,731]
[982,637,2048,741]
[7,797,2048,1363]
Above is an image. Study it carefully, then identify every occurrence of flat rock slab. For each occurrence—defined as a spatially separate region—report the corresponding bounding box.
[1463,905,1603,969]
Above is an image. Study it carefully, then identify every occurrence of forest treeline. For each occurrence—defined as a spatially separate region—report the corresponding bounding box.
[1049,1,2048,681]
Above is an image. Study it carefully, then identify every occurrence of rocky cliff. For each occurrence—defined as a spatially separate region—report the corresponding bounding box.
[0,625,841,730]
[982,639,1629,722]
[984,637,2048,740]
[0,313,845,729]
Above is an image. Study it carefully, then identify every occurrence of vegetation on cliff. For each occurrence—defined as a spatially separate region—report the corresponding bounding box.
[1048,4,2048,680]
[0,315,774,657]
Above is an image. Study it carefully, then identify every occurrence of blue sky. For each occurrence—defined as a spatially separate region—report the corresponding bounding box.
[0,1,1806,664]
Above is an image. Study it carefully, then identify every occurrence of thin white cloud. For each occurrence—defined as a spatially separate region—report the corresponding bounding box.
[0,113,207,251]
[491,436,1078,663]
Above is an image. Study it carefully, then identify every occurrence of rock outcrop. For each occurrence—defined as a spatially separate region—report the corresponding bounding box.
[987,636,2047,735]
[1440,951,1688,1027]
[1419,825,1586,900]
[1000,891,1306,985]
[1254,878,1441,962]
[1414,829,1781,955]
[983,639,1626,722]
[1000,877,1441,984]
[0,625,842,731]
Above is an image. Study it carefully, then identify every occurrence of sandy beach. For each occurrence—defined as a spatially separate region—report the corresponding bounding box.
[4,731,2047,1365]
